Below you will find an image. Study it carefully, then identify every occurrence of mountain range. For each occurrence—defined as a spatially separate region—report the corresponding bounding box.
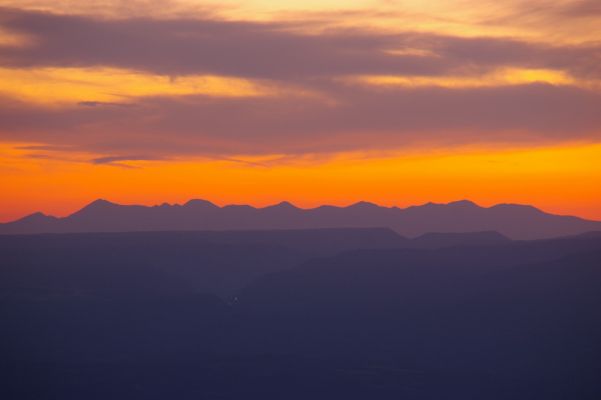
[2,198,600,239]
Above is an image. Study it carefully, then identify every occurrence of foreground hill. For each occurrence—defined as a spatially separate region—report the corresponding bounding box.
[2,198,601,239]
[1,230,600,399]
[2,230,600,399]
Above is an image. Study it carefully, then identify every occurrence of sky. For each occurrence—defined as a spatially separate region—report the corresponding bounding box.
[0,0,600,221]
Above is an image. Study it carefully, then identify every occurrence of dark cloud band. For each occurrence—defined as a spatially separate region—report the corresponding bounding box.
[1,83,600,158]
[1,7,600,80]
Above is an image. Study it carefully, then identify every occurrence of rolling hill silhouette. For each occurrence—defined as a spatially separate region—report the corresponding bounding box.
[2,198,600,239]
[2,230,600,399]
[0,228,405,297]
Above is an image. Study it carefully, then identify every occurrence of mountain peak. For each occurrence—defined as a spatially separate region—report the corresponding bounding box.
[67,199,120,218]
[266,201,298,210]
[19,212,56,223]
[447,200,479,208]
[83,198,117,209]
[184,199,218,209]
[347,201,379,209]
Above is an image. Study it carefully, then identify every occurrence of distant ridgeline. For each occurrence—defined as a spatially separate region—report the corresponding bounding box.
[2,198,600,239]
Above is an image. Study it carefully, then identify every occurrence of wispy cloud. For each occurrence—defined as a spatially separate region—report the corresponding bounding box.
[90,154,166,168]
[78,101,134,108]
[1,82,600,158]
[0,4,599,162]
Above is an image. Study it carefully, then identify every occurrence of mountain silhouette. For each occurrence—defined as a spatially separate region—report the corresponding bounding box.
[2,199,600,239]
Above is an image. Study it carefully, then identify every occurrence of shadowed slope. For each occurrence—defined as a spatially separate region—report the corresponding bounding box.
[0,228,406,298]
[2,231,600,399]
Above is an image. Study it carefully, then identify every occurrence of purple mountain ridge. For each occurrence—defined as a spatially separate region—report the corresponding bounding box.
[1,199,600,239]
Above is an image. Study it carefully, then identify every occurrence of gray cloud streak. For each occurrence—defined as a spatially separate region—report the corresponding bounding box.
[1,83,600,158]
[1,7,600,80]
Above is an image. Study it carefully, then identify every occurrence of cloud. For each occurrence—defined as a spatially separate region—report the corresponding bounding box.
[90,155,164,164]
[0,0,228,19]
[15,144,77,151]
[1,82,600,158]
[90,154,166,168]
[556,0,601,17]
[478,0,601,43]
[504,0,601,19]
[0,5,600,162]
[78,101,133,107]
[1,7,600,80]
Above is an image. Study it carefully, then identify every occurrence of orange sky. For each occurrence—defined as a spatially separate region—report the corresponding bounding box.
[2,141,600,222]
[0,0,600,222]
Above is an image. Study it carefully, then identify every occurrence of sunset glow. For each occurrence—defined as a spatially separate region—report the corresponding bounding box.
[1,0,600,221]
[2,141,600,221]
